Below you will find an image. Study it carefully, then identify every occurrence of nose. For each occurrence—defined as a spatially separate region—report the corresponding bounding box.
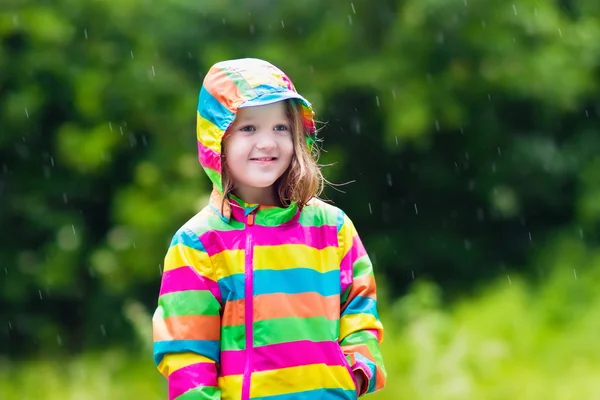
[255,131,277,150]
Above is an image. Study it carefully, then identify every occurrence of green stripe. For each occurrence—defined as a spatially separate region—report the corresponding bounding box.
[340,329,377,347]
[159,291,220,317]
[221,324,245,351]
[298,204,340,227]
[353,255,373,278]
[254,316,338,346]
[223,68,254,97]
[203,167,222,192]
[177,386,221,400]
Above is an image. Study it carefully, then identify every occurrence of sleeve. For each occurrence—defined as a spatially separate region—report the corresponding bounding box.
[153,228,222,400]
[338,212,387,396]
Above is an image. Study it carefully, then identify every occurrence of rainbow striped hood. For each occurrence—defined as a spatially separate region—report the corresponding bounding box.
[196,58,316,195]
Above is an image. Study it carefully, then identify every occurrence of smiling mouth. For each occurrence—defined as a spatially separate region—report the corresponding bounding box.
[250,157,277,161]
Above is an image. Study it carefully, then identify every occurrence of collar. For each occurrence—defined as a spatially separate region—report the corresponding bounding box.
[207,187,299,226]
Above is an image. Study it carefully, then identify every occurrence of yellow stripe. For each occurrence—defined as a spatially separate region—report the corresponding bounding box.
[211,249,244,275]
[340,313,382,340]
[157,353,214,376]
[254,244,339,272]
[251,365,355,397]
[218,374,243,400]
[164,244,213,277]
[197,112,224,153]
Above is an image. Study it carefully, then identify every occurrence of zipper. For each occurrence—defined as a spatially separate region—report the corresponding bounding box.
[241,210,256,400]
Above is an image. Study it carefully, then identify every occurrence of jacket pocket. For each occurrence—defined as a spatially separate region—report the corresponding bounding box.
[337,344,358,399]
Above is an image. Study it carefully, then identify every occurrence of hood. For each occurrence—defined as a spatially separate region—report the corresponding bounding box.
[196,58,316,195]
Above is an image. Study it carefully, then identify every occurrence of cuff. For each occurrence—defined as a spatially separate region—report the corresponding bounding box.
[351,353,375,396]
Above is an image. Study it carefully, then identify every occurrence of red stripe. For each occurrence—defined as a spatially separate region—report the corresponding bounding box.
[220,340,346,376]
[168,362,218,400]
[200,224,338,256]
[159,266,222,304]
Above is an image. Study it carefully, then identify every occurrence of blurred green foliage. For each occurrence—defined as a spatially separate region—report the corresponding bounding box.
[1,0,600,397]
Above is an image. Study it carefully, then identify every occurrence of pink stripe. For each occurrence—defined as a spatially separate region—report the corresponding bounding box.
[364,328,381,342]
[340,235,367,294]
[200,224,338,256]
[160,266,222,304]
[220,340,346,376]
[169,362,218,400]
[197,140,221,172]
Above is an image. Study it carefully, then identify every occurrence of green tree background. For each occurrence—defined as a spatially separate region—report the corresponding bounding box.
[2,0,600,398]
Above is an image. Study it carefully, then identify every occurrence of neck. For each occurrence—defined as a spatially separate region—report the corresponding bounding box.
[232,185,280,207]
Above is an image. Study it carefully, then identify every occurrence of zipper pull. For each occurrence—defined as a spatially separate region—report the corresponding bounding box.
[247,212,255,226]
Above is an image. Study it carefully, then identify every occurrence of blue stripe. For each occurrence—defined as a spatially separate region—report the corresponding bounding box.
[170,229,206,252]
[336,210,345,233]
[254,388,356,400]
[217,273,245,301]
[153,339,220,366]
[197,86,235,131]
[254,269,340,296]
[355,352,377,394]
[342,296,379,319]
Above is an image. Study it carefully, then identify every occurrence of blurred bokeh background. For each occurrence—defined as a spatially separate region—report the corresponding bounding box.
[2,0,600,398]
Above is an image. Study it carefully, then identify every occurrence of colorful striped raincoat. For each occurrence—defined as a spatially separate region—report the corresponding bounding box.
[153,58,387,400]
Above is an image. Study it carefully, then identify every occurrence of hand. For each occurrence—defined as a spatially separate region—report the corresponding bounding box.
[354,371,365,396]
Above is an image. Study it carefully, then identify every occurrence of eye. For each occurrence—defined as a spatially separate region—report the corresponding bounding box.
[274,124,290,132]
[239,125,256,132]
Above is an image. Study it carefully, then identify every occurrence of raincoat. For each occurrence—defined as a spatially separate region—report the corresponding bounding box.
[153,58,387,400]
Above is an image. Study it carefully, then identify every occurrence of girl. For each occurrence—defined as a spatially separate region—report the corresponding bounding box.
[152,58,387,400]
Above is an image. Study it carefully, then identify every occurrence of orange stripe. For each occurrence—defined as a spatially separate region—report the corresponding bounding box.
[222,299,244,327]
[153,315,220,341]
[254,293,340,321]
[346,275,377,303]
[204,67,244,112]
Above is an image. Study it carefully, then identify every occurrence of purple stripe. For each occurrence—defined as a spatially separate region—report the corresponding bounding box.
[160,266,222,304]
[340,235,367,294]
[199,224,338,256]
[169,362,218,400]
[220,340,347,376]
[197,140,221,172]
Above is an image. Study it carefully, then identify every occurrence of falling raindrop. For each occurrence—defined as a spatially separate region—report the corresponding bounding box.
[131,50,134,59]
[497,147,501,155]
[414,204,418,214]
[281,20,285,28]
[348,15,353,25]
[25,108,29,118]
[109,122,113,132]
[512,4,517,15]
[8,321,12,329]
[573,269,578,280]
[579,228,584,238]
[151,65,156,76]
[351,2,356,13]
[39,290,43,299]
[386,173,392,186]
[368,203,372,214]
[507,275,512,285]
[558,28,562,38]
[464,239,471,250]
[100,324,106,336]
[528,232,532,241]
[119,126,124,135]
[72,224,77,235]
[488,93,492,100]
[375,96,380,107]
[50,156,55,167]
[12,15,18,27]
[391,89,396,99]
[395,136,398,145]
[481,20,486,28]
[84,29,88,39]
[63,193,68,203]
[585,110,589,118]
[57,334,62,345]
[435,120,440,131]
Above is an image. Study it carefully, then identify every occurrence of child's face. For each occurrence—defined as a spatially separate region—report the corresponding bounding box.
[224,101,294,199]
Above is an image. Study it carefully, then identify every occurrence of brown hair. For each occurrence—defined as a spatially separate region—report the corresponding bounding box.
[221,99,324,210]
